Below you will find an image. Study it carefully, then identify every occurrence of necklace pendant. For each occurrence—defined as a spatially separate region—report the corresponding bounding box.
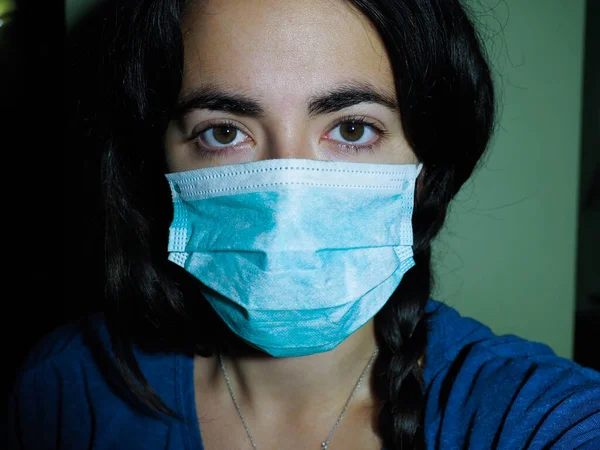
[321,443,328,450]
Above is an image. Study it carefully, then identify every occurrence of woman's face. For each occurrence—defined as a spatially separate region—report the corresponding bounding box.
[165,0,417,171]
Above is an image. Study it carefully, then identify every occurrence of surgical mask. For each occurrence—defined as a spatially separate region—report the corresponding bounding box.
[166,158,422,357]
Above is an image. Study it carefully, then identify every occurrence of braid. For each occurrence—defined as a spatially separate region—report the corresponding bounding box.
[374,251,430,449]
[374,168,456,449]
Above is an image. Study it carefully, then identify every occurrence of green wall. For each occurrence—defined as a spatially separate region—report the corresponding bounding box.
[433,0,586,359]
[66,0,586,358]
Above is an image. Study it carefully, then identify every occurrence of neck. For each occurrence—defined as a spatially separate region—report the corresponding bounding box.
[203,319,379,419]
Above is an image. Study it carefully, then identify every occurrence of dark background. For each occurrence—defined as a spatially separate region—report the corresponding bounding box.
[2,0,68,405]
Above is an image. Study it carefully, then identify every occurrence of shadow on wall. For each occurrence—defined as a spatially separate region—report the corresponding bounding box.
[573,0,600,372]
[65,0,121,323]
[2,0,64,416]
[3,0,131,410]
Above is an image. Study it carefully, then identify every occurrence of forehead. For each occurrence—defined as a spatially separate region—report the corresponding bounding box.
[180,0,396,105]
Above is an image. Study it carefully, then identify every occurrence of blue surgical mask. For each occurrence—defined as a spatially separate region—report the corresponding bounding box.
[166,158,422,357]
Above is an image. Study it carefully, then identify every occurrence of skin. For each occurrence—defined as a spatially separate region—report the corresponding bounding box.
[164,0,418,448]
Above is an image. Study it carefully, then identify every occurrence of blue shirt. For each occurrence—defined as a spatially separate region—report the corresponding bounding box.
[8,299,600,449]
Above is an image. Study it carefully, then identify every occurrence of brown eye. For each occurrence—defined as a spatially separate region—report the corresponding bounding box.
[196,123,249,148]
[325,118,383,150]
[339,122,365,142]
[210,126,237,145]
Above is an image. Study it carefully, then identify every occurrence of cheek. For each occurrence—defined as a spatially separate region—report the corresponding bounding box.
[370,138,418,165]
[164,150,179,173]
[164,125,187,173]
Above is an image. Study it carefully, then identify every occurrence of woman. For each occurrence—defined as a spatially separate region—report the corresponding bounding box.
[9,0,600,449]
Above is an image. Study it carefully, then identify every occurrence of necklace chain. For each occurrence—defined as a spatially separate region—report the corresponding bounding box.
[218,347,379,450]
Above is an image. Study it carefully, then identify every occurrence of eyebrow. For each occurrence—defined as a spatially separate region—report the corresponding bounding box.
[172,81,399,120]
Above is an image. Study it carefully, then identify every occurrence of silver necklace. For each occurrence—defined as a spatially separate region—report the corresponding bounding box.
[218,347,379,450]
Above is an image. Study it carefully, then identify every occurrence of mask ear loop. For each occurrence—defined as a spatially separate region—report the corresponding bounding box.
[416,162,424,177]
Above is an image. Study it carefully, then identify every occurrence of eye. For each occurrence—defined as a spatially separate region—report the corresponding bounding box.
[324,116,388,152]
[194,122,250,148]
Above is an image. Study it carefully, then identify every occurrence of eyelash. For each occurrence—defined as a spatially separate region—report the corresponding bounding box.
[188,115,390,159]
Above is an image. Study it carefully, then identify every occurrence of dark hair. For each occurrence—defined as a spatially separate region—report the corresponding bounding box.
[91,0,495,448]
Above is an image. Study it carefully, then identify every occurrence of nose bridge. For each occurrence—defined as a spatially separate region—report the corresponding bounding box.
[264,115,315,160]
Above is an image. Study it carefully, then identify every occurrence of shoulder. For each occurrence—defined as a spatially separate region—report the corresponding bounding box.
[16,313,107,374]
[8,314,186,450]
[8,314,108,449]
[423,298,562,368]
[424,299,600,449]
